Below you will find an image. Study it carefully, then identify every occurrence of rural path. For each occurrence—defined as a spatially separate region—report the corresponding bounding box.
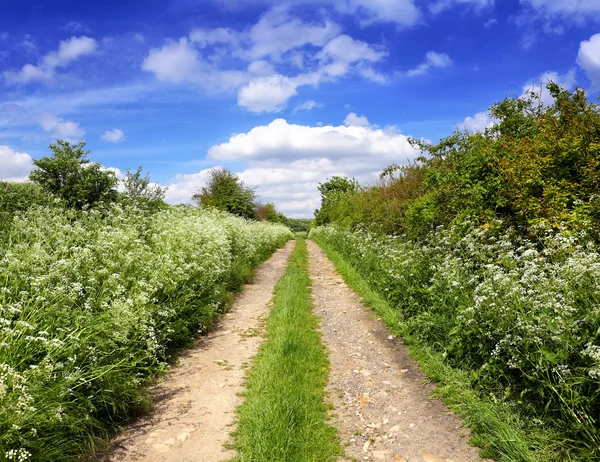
[109,241,295,462]
[307,240,484,462]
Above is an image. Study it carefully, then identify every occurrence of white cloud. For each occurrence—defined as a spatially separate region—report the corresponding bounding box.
[215,0,421,27]
[208,117,416,163]
[165,115,420,217]
[246,7,341,61]
[484,18,498,28]
[344,112,370,127]
[142,38,205,84]
[189,27,241,48]
[294,99,323,111]
[143,9,390,112]
[3,36,97,84]
[577,33,600,91]
[36,113,85,139]
[521,69,576,105]
[429,0,494,14]
[164,167,223,204]
[0,145,34,182]
[405,51,452,77]
[101,128,125,143]
[238,75,298,112]
[142,38,249,90]
[317,34,387,65]
[333,0,420,27]
[520,0,600,18]
[461,111,494,132]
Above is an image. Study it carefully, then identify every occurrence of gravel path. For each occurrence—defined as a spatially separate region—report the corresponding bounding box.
[307,240,485,462]
[109,241,295,462]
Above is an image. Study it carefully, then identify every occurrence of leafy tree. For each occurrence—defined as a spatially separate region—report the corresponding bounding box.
[256,202,289,224]
[121,166,167,212]
[192,168,257,219]
[314,176,359,225]
[29,140,118,209]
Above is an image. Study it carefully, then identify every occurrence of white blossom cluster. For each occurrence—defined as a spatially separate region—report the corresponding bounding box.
[0,203,292,458]
[310,222,600,437]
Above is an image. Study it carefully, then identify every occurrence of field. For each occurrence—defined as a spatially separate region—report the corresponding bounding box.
[0,203,292,461]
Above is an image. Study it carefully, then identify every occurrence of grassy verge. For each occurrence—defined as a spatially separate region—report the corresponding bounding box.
[230,239,343,462]
[312,238,547,462]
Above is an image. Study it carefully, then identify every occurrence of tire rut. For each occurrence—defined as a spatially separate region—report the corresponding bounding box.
[109,241,295,462]
[307,240,486,462]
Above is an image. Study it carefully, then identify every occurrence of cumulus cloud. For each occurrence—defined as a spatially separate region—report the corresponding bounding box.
[521,69,576,105]
[245,7,341,61]
[405,51,452,77]
[165,115,420,216]
[461,111,494,132]
[577,33,600,91]
[0,145,34,182]
[208,117,416,163]
[429,0,494,14]
[294,99,323,111]
[3,36,97,84]
[201,117,418,216]
[36,112,85,139]
[101,128,125,143]
[142,38,248,90]
[215,0,421,27]
[520,0,600,18]
[344,112,371,127]
[143,8,390,113]
[238,75,298,112]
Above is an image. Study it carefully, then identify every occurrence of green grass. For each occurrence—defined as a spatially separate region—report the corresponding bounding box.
[230,239,343,462]
[312,238,549,462]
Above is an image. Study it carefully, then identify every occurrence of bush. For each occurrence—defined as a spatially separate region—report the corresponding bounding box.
[0,204,292,460]
[310,223,600,460]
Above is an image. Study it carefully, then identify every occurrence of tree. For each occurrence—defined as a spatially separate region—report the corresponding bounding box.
[192,168,257,219]
[29,140,118,209]
[314,176,359,225]
[256,202,289,224]
[121,166,167,212]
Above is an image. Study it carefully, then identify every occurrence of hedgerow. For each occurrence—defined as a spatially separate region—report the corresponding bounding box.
[0,203,292,461]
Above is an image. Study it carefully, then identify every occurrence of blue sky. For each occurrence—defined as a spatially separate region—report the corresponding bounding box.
[1,0,600,217]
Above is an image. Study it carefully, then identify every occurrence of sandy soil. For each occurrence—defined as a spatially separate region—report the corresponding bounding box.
[307,240,486,462]
[108,241,295,462]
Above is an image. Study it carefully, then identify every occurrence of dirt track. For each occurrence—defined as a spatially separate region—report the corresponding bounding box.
[109,240,485,462]
[307,240,484,462]
[109,241,295,462]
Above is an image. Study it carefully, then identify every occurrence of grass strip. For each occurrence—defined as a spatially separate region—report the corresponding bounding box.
[230,239,343,462]
[313,238,544,462]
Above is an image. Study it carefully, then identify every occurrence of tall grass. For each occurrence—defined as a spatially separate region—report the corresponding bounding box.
[310,223,600,461]
[0,203,292,461]
[231,239,342,461]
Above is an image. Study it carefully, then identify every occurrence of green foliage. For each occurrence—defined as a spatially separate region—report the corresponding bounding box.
[231,239,342,461]
[319,84,600,239]
[310,224,600,460]
[120,166,167,212]
[256,202,289,225]
[288,218,311,233]
[29,140,118,209]
[0,182,51,238]
[314,176,359,226]
[193,168,257,220]
[0,204,292,460]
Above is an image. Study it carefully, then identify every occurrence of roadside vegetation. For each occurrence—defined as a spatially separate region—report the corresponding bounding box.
[310,83,600,461]
[0,142,293,461]
[231,239,342,462]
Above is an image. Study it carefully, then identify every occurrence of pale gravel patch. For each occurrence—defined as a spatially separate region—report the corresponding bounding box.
[108,241,295,462]
[307,240,487,462]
